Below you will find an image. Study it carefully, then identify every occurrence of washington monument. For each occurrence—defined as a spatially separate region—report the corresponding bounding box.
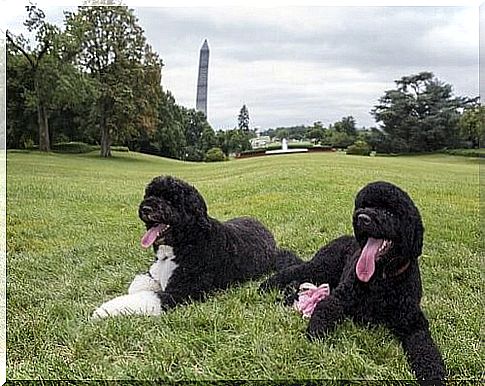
[196,39,209,117]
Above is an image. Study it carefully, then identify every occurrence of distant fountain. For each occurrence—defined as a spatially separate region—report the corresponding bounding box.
[282,138,288,151]
[265,137,308,155]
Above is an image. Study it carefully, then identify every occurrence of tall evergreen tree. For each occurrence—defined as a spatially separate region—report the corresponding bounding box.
[372,72,474,152]
[238,104,250,131]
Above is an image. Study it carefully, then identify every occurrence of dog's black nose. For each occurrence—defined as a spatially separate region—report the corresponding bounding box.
[358,213,372,225]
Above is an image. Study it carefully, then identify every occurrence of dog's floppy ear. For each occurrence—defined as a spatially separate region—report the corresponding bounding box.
[405,206,424,259]
[167,177,211,229]
[181,182,210,229]
[196,213,211,230]
[398,187,424,259]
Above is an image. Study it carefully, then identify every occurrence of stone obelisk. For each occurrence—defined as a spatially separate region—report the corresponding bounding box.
[196,39,209,117]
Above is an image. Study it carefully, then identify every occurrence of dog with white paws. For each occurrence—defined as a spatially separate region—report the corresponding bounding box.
[92,175,301,319]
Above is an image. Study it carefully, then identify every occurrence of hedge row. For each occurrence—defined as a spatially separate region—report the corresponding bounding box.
[49,142,130,154]
[346,140,372,156]
[443,148,484,158]
[51,142,94,153]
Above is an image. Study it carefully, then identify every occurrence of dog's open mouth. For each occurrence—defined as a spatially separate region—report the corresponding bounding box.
[141,223,171,248]
[356,238,392,282]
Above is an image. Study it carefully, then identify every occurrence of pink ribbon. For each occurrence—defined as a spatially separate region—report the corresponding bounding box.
[293,282,330,318]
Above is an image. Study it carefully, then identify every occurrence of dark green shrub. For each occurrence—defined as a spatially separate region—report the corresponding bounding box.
[346,140,371,156]
[205,147,226,162]
[265,144,282,151]
[312,145,334,151]
[239,148,267,156]
[288,142,313,149]
[22,138,35,150]
[51,142,94,154]
[443,148,484,158]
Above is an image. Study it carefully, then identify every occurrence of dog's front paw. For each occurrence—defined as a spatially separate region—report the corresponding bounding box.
[282,280,301,305]
[306,296,344,341]
[258,277,277,293]
[128,273,161,294]
[92,291,161,319]
[306,316,328,341]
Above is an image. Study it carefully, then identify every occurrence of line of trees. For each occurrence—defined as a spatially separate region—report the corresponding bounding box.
[6,5,253,161]
[6,6,482,158]
[261,116,362,149]
[260,73,481,153]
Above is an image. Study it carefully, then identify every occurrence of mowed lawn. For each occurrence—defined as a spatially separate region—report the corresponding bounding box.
[6,150,483,380]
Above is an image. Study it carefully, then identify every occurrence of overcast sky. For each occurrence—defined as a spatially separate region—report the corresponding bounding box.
[2,3,480,130]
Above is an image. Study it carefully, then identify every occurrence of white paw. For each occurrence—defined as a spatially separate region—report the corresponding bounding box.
[128,273,161,294]
[92,291,161,319]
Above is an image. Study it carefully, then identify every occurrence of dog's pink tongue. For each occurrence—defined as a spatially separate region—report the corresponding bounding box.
[356,237,383,282]
[141,224,164,248]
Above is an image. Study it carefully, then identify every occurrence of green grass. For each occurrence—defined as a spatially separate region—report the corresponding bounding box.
[6,150,483,380]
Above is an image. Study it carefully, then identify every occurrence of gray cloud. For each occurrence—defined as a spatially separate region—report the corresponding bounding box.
[138,7,476,68]
[133,6,477,129]
[6,5,478,129]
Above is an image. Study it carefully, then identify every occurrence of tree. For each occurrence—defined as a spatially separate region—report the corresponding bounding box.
[6,6,64,151]
[307,122,327,144]
[238,104,250,131]
[154,90,186,159]
[200,126,218,154]
[65,6,162,157]
[180,108,214,161]
[6,48,37,148]
[216,128,251,155]
[183,108,209,147]
[459,106,485,148]
[130,89,186,159]
[328,130,354,149]
[346,140,371,156]
[334,116,357,137]
[372,72,474,152]
[274,128,289,140]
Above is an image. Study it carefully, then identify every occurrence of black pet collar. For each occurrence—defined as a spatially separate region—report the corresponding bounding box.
[383,260,411,279]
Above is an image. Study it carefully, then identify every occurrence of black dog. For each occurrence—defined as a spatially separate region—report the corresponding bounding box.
[260,181,445,380]
[93,175,300,318]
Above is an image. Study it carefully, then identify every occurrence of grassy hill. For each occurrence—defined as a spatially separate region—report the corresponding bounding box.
[6,150,483,380]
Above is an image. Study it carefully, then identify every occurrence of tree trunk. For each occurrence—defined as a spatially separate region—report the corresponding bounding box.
[98,97,112,157]
[100,121,112,158]
[36,77,50,152]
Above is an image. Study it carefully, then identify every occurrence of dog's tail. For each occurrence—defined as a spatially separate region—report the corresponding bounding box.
[274,248,303,271]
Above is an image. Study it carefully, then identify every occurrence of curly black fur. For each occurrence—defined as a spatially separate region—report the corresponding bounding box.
[139,175,301,310]
[260,181,446,381]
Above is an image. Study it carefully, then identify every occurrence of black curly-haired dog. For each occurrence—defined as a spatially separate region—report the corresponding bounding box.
[260,181,445,381]
[93,175,300,318]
